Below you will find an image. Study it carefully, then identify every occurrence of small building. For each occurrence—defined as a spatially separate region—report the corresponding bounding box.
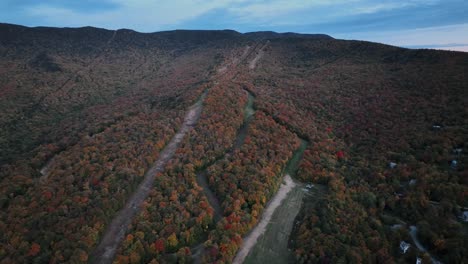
[451,160,458,169]
[400,241,411,254]
[390,224,403,230]
[305,183,314,189]
[409,179,417,186]
[416,258,422,264]
[432,124,442,130]
[389,162,397,169]
[453,148,462,155]
[461,211,468,222]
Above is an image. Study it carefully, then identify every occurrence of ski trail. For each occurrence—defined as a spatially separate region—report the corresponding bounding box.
[233,175,296,264]
[90,92,206,264]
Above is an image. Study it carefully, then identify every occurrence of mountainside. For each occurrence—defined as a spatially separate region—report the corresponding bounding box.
[0,23,467,263]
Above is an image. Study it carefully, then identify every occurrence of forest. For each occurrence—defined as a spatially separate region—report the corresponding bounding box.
[0,23,467,263]
[247,38,468,263]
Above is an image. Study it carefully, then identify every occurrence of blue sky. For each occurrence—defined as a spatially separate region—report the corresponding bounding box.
[1,0,468,51]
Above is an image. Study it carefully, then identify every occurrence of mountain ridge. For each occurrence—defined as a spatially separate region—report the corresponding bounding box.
[3,22,468,56]
[0,22,333,39]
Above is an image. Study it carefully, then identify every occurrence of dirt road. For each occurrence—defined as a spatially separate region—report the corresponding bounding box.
[409,226,441,264]
[90,92,206,264]
[244,182,305,264]
[196,170,223,222]
[233,174,297,264]
[195,89,255,224]
[249,42,268,70]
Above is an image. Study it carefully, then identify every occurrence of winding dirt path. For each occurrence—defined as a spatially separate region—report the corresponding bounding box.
[190,89,256,262]
[196,170,223,222]
[409,226,441,264]
[90,92,206,264]
[232,90,255,150]
[233,175,297,264]
[195,89,256,225]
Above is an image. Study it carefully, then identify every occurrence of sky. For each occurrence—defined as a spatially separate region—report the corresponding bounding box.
[1,0,468,52]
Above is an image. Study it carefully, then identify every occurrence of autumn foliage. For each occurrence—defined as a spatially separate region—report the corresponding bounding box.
[1,24,467,263]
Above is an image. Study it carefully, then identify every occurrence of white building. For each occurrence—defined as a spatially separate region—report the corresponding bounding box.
[451,160,458,168]
[453,148,462,155]
[400,241,411,254]
[462,211,468,222]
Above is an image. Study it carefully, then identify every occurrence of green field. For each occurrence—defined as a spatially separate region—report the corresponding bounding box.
[244,139,309,264]
[244,93,255,120]
[234,92,256,149]
[244,182,304,264]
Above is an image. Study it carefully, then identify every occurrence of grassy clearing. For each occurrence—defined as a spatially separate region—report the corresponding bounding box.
[234,92,255,149]
[284,139,308,176]
[243,139,309,264]
[244,183,305,264]
[244,93,255,120]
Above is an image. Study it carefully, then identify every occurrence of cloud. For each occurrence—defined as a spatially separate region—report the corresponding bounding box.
[434,46,468,52]
[23,0,248,32]
[352,0,439,15]
[27,0,414,30]
[227,0,347,22]
[13,0,455,33]
[353,3,416,14]
[225,0,441,26]
[334,23,468,51]
[405,43,468,49]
